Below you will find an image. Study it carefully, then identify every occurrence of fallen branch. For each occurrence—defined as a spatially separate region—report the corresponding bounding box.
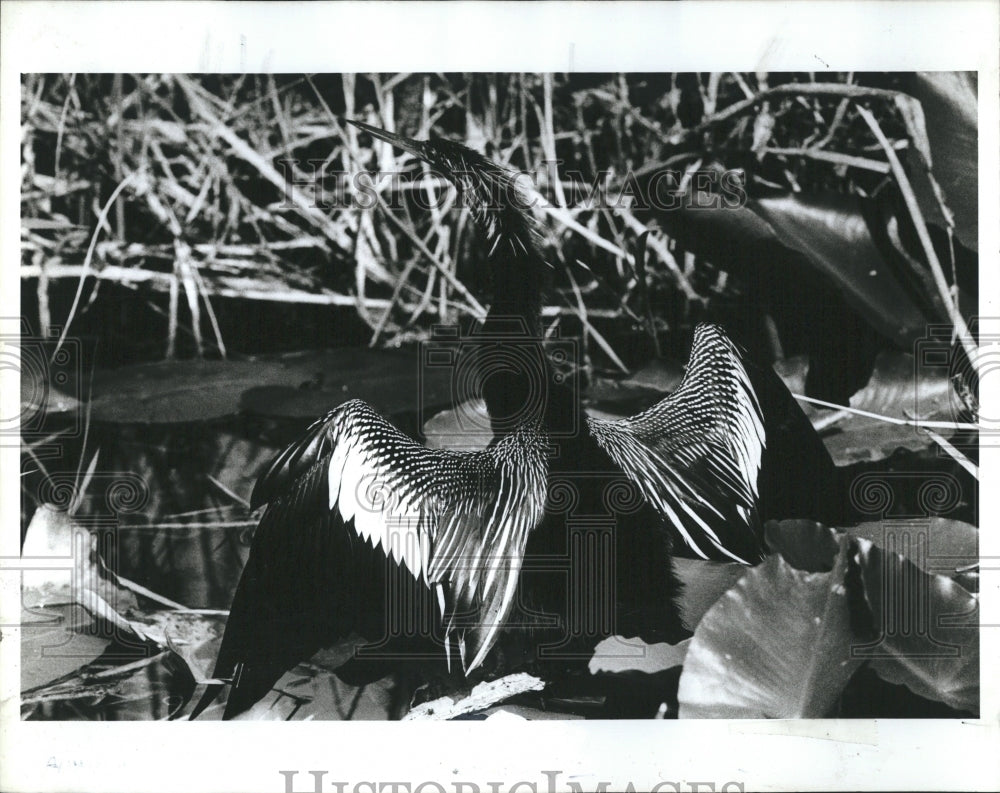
[402,673,544,721]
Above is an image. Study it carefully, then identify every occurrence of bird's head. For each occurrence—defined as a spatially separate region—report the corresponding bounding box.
[345,118,542,269]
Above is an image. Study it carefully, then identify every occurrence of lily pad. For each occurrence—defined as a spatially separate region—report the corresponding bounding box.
[852,535,978,714]
[589,636,690,675]
[820,350,962,465]
[678,537,858,718]
[87,347,458,424]
[673,557,748,631]
[21,604,111,692]
[766,518,979,713]
[845,517,978,578]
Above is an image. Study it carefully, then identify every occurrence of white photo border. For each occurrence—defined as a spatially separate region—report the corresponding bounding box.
[1,2,998,791]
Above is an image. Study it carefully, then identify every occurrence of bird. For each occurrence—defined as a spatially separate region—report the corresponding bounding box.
[191,119,766,720]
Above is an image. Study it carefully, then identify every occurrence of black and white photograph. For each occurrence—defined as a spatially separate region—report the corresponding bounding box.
[1,2,997,792]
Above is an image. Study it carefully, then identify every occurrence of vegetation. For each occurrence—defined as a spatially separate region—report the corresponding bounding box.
[20,72,979,720]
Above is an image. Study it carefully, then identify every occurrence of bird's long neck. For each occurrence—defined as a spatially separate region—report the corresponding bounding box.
[474,199,555,436]
[478,262,547,436]
[479,259,580,440]
[349,127,559,435]
[425,149,551,434]
[471,164,545,336]
[483,245,545,335]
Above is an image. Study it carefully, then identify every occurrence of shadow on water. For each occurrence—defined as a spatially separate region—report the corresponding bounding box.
[20,404,428,721]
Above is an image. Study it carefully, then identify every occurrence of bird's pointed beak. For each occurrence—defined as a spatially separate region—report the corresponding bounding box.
[344,118,424,159]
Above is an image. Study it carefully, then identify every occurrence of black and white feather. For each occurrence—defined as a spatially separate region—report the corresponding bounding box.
[588,324,766,564]
[198,400,549,718]
[194,120,770,720]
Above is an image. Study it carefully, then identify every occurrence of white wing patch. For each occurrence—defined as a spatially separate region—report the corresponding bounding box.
[317,400,548,671]
[328,436,429,580]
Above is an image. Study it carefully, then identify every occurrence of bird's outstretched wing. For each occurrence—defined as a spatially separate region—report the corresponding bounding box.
[587,324,766,564]
[195,399,548,719]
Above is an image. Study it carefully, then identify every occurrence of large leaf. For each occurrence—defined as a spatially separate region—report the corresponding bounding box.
[87,347,458,423]
[846,517,978,578]
[853,535,978,713]
[820,350,962,465]
[677,537,859,718]
[848,350,958,417]
[904,72,978,253]
[766,519,979,713]
[665,191,931,348]
[770,349,968,465]
[22,504,142,618]
[750,192,930,347]
[673,557,748,631]
[21,504,231,693]
[21,505,164,641]
[21,505,97,608]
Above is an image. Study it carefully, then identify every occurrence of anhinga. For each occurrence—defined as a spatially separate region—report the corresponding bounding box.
[192,120,766,720]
